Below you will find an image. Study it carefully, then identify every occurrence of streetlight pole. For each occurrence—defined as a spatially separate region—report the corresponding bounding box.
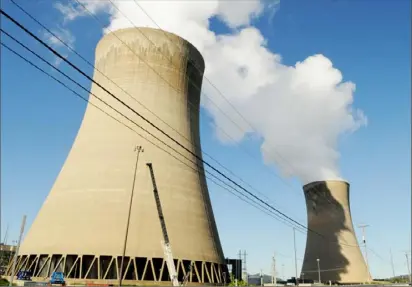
[316,259,321,284]
[260,269,263,286]
[119,146,143,286]
[293,228,299,286]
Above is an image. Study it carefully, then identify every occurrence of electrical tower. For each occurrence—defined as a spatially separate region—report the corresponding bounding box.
[242,250,248,284]
[272,253,277,286]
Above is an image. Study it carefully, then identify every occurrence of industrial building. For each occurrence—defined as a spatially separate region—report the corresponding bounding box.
[225,258,242,283]
[6,27,226,285]
[300,180,371,283]
[0,244,16,275]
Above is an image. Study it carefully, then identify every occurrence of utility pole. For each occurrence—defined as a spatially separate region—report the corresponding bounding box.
[119,145,143,286]
[389,248,396,278]
[260,269,263,286]
[9,215,26,287]
[405,252,411,284]
[282,264,285,281]
[293,228,298,286]
[272,253,277,286]
[237,249,242,285]
[358,224,370,281]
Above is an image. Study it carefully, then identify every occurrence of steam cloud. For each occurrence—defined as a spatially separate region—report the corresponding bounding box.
[54,0,367,184]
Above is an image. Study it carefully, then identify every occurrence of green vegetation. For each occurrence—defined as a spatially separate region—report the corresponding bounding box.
[390,277,411,283]
[228,274,249,286]
[0,278,18,286]
[0,278,15,286]
[373,275,411,284]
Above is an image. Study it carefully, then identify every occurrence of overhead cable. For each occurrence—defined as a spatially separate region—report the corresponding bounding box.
[0,32,307,234]
[0,8,321,238]
[9,0,288,212]
[0,8,360,247]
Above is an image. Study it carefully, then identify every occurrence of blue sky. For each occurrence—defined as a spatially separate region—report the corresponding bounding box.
[1,0,410,280]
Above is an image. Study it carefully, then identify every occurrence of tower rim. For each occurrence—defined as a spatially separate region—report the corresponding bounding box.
[95,26,206,72]
[303,179,350,190]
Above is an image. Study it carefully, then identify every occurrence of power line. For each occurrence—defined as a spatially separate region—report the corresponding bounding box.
[8,0,298,218]
[0,8,362,248]
[11,0,344,238]
[1,9,360,248]
[301,267,346,274]
[367,247,393,268]
[0,8,316,237]
[0,39,305,236]
[0,34,306,235]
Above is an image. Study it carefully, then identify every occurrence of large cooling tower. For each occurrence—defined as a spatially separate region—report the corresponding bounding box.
[301,180,371,283]
[9,27,226,285]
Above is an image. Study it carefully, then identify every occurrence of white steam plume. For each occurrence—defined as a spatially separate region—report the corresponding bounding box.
[55,0,367,184]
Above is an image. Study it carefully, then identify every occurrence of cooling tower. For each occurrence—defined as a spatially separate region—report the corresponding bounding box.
[8,27,226,285]
[301,180,371,283]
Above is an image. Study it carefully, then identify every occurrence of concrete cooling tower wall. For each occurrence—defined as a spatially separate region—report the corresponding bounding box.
[301,180,371,283]
[9,27,226,285]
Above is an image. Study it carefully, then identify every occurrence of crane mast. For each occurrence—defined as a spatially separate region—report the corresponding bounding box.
[146,163,179,286]
[182,262,194,286]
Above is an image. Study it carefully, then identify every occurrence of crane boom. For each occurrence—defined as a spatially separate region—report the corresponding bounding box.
[182,262,194,286]
[146,163,179,286]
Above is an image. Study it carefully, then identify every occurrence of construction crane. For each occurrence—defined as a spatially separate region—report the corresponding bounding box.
[181,262,194,286]
[146,163,180,287]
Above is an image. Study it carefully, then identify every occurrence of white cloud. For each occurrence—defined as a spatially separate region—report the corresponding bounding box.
[53,1,111,22]
[52,0,367,184]
[42,26,75,67]
[266,0,281,24]
[216,0,264,28]
[54,2,82,22]
[52,54,66,67]
[43,27,75,49]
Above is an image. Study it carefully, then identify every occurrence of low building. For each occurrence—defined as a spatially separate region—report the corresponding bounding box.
[0,244,16,275]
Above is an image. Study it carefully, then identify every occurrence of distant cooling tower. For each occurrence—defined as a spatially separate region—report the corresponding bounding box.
[301,180,371,283]
[9,28,226,285]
